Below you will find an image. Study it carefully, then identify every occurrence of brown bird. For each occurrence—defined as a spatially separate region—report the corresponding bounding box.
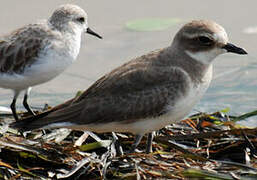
[10,20,247,153]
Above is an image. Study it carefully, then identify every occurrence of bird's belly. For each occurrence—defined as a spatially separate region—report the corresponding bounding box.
[130,84,210,134]
[25,52,73,83]
[0,49,75,90]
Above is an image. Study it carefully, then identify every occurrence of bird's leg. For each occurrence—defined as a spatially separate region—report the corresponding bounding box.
[130,134,143,153]
[11,91,20,121]
[23,87,35,116]
[146,132,154,153]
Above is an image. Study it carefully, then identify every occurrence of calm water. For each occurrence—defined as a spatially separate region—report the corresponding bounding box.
[0,0,256,125]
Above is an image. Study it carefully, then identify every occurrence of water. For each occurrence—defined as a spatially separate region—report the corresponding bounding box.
[0,0,256,126]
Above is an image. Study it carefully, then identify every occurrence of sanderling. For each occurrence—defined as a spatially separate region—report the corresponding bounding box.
[0,4,102,121]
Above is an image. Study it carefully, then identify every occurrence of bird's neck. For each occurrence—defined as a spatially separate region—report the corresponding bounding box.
[66,31,82,61]
[162,46,212,84]
[53,27,82,62]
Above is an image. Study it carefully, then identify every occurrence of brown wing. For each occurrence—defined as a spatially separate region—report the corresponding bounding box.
[0,24,49,73]
[23,50,189,129]
[76,48,172,100]
[78,64,189,124]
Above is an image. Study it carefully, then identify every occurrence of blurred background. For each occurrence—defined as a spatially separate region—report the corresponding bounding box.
[0,0,256,125]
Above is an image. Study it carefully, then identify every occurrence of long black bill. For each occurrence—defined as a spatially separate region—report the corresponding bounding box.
[86,28,102,39]
[222,43,247,55]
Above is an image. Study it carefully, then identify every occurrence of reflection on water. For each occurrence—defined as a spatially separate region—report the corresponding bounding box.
[195,56,257,126]
[0,0,256,126]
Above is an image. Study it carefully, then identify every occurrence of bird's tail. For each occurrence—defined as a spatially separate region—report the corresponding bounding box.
[10,98,84,131]
[9,109,54,131]
[10,96,77,131]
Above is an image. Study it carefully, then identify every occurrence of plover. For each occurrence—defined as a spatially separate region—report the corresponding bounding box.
[11,20,247,152]
[0,4,102,121]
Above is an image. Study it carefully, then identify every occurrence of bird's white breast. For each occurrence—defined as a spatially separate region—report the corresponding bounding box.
[129,65,213,134]
[0,32,81,91]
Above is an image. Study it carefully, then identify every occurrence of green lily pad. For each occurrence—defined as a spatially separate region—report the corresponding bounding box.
[125,18,181,32]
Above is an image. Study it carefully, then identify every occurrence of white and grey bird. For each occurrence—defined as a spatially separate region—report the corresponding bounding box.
[0,4,102,121]
[11,20,247,152]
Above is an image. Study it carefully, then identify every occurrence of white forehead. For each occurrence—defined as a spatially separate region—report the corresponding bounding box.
[212,25,228,44]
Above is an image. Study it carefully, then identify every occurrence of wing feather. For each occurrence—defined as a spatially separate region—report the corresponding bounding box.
[0,24,50,73]
[11,48,190,130]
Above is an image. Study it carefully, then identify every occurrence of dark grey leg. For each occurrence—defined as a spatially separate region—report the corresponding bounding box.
[23,87,35,116]
[146,132,154,153]
[11,91,20,121]
[130,134,143,153]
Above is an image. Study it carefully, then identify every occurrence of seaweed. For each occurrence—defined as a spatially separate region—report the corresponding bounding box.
[0,108,257,179]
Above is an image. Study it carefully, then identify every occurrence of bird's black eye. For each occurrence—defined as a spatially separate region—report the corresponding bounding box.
[77,17,85,23]
[197,36,213,45]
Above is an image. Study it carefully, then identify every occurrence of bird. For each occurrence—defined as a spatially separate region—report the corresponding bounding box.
[10,20,247,153]
[0,4,102,121]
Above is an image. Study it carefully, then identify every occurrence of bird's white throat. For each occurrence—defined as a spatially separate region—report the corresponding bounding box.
[185,48,226,65]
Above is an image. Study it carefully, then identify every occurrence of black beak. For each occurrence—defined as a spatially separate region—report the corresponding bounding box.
[222,43,247,55]
[86,28,102,39]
